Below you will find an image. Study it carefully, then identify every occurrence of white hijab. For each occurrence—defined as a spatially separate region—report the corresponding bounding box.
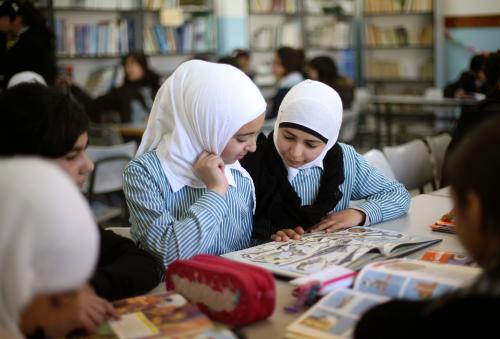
[137,60,266,192]
[0,158,98,338]
[273,80,343,182]
[6,71,47,88]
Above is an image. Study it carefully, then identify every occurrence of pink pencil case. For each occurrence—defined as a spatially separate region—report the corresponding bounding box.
[165,254,275,326]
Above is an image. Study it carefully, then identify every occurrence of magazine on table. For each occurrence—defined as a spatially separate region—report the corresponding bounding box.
[72,292,236,339]
[286,258,481,338]
[224,226,441,278]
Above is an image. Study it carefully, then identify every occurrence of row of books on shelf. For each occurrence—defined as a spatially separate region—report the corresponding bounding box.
[142,0,210,11]
[53,0,137,9]
[250,0,298,14]
[304,0,355,16]
[55,18,136,56]
[308,21,351,49]
[364,24,433,47]
[52,0,209,10]
[252,21,302,50]
[365,58,433,81]
[55,16,213,56]
[143,18,214,54]
[364,0,432,13]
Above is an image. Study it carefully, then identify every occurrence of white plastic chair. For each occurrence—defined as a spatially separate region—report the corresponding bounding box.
[340,88,371,143]
[383,139,435,193]
[363,149,396,180]
[83,141,137,223]
[425,133,452,187]
[84,141,137,197]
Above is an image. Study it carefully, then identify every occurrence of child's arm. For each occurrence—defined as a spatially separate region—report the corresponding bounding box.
[348,147,411,224]
[123,162,231,268]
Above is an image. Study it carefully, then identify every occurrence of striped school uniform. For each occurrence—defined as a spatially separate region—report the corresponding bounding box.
[124,151,254,268]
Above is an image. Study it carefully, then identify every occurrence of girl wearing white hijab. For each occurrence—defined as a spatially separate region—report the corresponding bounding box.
[242,80,410,241]
[123,60,266,268]
[0,158,116,339]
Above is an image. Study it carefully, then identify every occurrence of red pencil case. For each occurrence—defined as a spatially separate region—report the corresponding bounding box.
[165,254,275,326]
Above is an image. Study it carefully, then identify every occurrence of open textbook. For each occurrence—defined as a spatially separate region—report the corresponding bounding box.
[286,258,482,339]
[74,292,236,339]
[224,227,441,278]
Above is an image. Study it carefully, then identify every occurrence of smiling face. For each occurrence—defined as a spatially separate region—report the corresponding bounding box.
[221,113,265,164]
[54,132,94,188]
[276,127,326,168]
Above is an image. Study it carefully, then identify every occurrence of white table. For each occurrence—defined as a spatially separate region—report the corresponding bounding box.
[242,194,460,337]
[427,187,451,198]
[150,193,461,338]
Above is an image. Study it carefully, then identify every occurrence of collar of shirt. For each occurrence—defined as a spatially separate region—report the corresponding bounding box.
[287,163,324,183]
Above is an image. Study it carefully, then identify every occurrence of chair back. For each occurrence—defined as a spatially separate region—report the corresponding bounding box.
[363,149,396,180]
[84,141,137,199]
[425,133,452,185]
[340,88,371,143]
[383,139,435,192]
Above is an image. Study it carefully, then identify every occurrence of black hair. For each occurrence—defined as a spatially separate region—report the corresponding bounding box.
[447,115,500,232]
[308,56,339,84]
[217,55,238,68]
[470,54,487,73]
[484,50,500,89]
[0,83,89,158]
[276,46,303,76]
[0,0,53,37]
[122,51,160,90]
[232,49,250,59]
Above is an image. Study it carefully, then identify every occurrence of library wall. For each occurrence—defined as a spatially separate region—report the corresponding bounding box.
[214,0,248,55]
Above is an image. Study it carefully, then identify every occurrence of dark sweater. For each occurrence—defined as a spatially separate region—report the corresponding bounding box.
[441,89,500,187]
[355,263,500,339]
[354,295,500,339]
[90,228,162,301]
[71,72,161,123]
[1,26,57,87]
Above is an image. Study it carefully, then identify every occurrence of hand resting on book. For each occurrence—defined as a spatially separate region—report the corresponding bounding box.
[271,209,367,241]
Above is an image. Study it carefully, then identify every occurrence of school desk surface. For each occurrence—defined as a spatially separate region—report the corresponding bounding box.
[147,191,460,338]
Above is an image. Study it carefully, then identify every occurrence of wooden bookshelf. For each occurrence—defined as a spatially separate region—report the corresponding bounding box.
[48,0,216,85]
[361,0,436,94]
[248,0,358,88]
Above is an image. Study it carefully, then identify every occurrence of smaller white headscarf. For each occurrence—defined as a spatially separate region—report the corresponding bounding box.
[273,80,343,182]
[137,60,266,192]
[7,71,47,88]
[0,158,98,338]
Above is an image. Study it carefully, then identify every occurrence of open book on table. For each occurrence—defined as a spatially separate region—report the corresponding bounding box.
[73,292,236,339]
[286,258,482,339]
[223,226,441,278]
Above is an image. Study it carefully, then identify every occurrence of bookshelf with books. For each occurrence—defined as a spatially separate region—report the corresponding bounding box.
[48,0,216,88]
[361,0,437,94]
[302,0,356,83]
[249,0,357,93]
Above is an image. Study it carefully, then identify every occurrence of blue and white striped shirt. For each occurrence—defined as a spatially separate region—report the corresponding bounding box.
[290,143,410,223]
[123,151,254,268]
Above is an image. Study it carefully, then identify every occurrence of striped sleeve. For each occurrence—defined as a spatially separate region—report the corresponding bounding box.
[123,161,229,268]
[343,145,411,224]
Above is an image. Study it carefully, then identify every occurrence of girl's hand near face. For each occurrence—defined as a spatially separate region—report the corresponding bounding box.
[271,226,305,242]
[309,209,366,233]
[194,151,228,196]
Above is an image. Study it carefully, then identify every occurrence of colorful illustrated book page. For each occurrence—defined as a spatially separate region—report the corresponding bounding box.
[224,227,441,278]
